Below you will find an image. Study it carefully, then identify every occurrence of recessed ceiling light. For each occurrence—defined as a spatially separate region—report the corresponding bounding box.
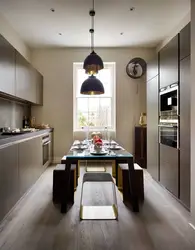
[120,32,124,35]
[58,33,62,36]
[130,7,135,11]
[50,8,55,12]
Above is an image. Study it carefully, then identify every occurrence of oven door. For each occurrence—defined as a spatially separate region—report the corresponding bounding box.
[159,124,178,148]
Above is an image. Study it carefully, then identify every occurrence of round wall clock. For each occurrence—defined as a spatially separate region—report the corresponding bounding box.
[126,57,147,79]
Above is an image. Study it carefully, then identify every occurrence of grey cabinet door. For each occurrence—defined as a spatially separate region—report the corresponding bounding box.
[0,144,19,221]
[180,23,190,61]
[146,54,158,82]
[16,52,36,103]
[180,56,190,209]
[0,35,15,96]
[160,144,179,197]
[36,72,43,105]
[18,137,42,196]
[159,35,179,88]
[147,76,159,181]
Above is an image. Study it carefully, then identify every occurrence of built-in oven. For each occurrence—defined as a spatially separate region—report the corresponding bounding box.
[160,83,178,115]
[42,134,51,167]
[159,121,178,148]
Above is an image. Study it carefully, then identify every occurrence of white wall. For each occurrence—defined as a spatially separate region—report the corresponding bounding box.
[191,0,195,225]
[0,13,31,61]
[31,48,155,162]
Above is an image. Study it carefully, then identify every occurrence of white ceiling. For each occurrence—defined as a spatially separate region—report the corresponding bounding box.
[0,0,190,48]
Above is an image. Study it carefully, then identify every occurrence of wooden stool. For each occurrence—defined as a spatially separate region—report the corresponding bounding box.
[118,163,144,202]
[53,164,76,204]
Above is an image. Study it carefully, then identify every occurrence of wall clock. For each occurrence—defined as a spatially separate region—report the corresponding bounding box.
[126,57,147,79]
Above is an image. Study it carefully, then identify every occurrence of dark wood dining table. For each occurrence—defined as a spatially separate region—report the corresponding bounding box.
[60,141,139,213]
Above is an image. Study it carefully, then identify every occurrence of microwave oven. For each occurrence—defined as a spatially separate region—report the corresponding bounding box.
[160,83,178,113]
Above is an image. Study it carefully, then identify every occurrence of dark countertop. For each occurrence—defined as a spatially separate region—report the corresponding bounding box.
[0,128,53,148]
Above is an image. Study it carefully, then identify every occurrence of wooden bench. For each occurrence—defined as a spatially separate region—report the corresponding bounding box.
[118,163,144,203]
[52,164,76,204]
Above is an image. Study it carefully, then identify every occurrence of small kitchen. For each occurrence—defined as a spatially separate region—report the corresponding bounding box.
[0,34,53,222]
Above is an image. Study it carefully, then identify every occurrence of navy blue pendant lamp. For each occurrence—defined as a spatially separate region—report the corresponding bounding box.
[80,0,104,95]
[80,75,104,95]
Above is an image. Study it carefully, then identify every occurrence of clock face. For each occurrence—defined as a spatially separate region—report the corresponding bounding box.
[126,58,146,79]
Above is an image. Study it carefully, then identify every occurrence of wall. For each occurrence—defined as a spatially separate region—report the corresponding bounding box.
[0,13,31,61]
[31,48,155,162]
[191,0,195,225]
[0,97,30,129]
[156,11,190,51]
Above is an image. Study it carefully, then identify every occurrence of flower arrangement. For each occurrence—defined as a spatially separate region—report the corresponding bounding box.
[93,135,103,152]
[93,135,103,146]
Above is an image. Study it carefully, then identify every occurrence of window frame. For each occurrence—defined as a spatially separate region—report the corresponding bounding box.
[73,62,116,132]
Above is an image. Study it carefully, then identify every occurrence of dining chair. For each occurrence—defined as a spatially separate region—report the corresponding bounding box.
[80,172,118,220]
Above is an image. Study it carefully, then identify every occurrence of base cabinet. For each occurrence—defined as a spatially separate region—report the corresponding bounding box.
[0,145,19,221]
[160,144,179,197]
[0,135,45,222]
[134,126,147,168]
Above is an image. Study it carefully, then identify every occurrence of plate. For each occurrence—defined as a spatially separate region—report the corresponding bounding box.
[90,150,108,155]
[108,146,121,150]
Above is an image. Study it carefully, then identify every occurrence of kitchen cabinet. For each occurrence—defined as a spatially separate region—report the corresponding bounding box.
[134,126,147,168]
[147,75,159,181]
[16,51,36,103]
[160,144,179,197]
[146,54,158,82]
[18,137,42,196]
[159,35,179,88]
[0,144,19,221]
[36,72,43,105]
[49,132,53,164]
[180,56,190,209]
[0,35,15,96]
[180,23,190,61]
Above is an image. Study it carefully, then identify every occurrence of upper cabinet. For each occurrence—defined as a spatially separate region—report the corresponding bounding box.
[180,22,191,61]
[159,35,179,88]
[146,54,158,82]
[0,35,15,96]
[31,66,43,105]
[16,52,36,103]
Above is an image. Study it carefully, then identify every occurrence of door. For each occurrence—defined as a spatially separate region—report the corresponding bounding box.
[160,144,179,197]
[160,35,179,88]
[147,75,159,180]
[146,54,158,82]
[0,35,15,96]
[0,145,19,221]
[180,56,190,208]
[16,52,36,103]
[180,23,190,61]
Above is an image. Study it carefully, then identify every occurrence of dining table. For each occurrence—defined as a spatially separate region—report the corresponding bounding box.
[60,140,139,213]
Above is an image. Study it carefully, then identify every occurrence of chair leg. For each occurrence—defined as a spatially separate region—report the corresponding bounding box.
[112,182,118,219]
[80,180,84,220]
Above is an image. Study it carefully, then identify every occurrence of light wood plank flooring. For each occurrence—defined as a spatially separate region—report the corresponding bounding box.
[0,165,195,250]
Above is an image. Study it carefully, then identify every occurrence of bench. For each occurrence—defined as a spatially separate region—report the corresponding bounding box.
[52,164,76,204]
[118,163,144,203]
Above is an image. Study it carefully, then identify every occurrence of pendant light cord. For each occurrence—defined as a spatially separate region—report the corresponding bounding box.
[90,0,95,52]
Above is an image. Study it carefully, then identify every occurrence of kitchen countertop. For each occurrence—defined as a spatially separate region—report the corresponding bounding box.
[0,128,53,148]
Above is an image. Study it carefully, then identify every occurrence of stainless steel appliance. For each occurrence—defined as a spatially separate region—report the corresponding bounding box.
[160,83,178,114]
[159,118,178,148]
[42,134,51,167]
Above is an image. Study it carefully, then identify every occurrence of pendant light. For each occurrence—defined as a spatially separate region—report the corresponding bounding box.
[83,0,104,75]
[80,0,104,95]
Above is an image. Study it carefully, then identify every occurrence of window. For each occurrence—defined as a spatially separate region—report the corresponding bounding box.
[73,62,116,131]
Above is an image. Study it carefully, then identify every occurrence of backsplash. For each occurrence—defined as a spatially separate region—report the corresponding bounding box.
[0,98,31,129]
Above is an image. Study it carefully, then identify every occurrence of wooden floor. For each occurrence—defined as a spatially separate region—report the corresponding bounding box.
[0,165,195,250]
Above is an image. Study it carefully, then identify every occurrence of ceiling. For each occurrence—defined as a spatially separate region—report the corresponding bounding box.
[0,0,190,48]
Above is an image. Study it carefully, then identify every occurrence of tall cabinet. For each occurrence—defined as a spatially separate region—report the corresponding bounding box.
[180,23,191,209]
[146,55,159,181]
